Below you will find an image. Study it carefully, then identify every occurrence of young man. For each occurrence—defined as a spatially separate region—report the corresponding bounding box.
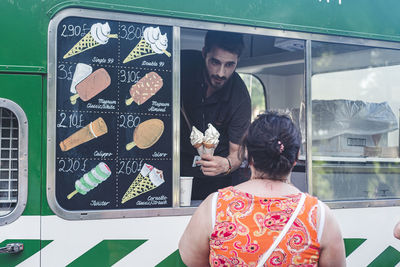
[180,30,251,200]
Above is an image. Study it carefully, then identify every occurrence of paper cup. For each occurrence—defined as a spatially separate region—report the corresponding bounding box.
[180,176,193,206]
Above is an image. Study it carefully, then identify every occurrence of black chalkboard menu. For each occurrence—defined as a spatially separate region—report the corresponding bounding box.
[55,16,173,211]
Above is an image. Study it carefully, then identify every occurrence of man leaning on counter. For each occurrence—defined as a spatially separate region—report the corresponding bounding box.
[180,30,251,200]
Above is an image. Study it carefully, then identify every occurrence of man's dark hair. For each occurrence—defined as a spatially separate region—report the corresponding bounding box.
[204,30,245,57]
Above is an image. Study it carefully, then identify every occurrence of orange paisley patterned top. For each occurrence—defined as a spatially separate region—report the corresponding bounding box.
[209,186,321,266]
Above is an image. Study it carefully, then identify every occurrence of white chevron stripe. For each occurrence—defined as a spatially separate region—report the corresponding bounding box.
[0,216,41,267]
[334,206,400,267]
[39,215,191,267]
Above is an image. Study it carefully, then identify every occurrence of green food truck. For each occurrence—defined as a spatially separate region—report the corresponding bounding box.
[2,0,400,266]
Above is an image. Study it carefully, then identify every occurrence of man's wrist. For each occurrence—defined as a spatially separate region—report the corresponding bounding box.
[224,157,232,175]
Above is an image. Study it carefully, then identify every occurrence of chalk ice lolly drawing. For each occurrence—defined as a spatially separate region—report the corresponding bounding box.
[70,63,93,95]
[59,117,108,151]
[123,26,171,63]
[67,162,112,199]
[126,72,163,106]
[121,163,164,204]
[63,22,118,59]
[126,118,164,151]
[70,68,111,104]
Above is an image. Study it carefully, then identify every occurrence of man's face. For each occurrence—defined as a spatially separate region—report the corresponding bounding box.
[203,46,239,89]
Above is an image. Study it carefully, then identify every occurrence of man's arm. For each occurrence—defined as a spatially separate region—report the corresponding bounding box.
[198,76,251,177]
[197,141,241,176]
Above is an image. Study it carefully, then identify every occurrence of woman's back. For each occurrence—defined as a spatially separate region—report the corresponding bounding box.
[210,185,321,266]
[179,112,345,267]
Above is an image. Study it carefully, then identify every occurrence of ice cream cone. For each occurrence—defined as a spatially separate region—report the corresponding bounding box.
[203,142,217,156]
[121,166,164,204]
[123,38,155,64]
[193,143,204,156]
[64,33,100,59]
[202,124,219,156]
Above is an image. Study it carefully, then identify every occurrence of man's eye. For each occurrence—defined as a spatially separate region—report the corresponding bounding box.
[226,63,236,68]
[211,59,219,65]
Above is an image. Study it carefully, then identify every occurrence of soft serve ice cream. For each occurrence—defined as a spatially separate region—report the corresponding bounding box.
[190,126,204,156]
[189,124,220,156]
[203,124,220,155]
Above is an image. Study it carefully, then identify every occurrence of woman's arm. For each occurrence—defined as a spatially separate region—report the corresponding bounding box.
[394,221,400,239]
[179,193,214,267]
[318,203,346,267]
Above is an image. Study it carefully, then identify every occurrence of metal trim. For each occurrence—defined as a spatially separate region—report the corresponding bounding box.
[172,26,181,208]
[0,98,28,226]
[326,199,400,209]
[50,8,400,50]
[305,40,312,195]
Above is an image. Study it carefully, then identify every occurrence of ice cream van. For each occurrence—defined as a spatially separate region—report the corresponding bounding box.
[2,1,400,266]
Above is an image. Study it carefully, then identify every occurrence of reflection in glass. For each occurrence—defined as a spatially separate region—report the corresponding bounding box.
[311,42,400,201]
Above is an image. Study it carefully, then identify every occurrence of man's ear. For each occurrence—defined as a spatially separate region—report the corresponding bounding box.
[202,47,206,58]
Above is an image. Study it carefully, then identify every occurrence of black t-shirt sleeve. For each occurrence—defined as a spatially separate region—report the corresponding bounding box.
[228,84,251,145]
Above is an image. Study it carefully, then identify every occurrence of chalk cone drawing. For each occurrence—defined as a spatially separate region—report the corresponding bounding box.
[121,164,164,204]
[63,22,118,59]
[123,27,170,63]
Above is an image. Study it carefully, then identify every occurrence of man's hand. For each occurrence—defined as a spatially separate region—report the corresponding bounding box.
[196,154,229,176]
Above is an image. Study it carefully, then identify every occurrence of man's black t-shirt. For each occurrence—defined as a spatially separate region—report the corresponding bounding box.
[180,50,251,199]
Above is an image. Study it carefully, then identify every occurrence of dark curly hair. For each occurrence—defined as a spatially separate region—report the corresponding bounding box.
[204,30,244,57]
[240,112,301,181]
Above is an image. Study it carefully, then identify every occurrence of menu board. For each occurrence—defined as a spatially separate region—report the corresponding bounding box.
[55,16,173,211]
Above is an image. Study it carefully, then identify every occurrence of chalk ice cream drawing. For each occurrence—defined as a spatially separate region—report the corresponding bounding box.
[59,117,108,151]
[123,26,171,63]
[126,72,163,106]
[121,163,164,204]
[70,68,111,104]
[63,22,118,59]
[67,162,112,199]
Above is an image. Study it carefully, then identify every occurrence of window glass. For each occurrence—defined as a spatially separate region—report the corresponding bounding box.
[238,73,265,121]
[181,29,306,192]
[311,42,400,201]
[0,107,19,216]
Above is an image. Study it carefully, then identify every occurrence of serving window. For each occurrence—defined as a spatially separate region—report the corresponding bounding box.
[311,42,400,202]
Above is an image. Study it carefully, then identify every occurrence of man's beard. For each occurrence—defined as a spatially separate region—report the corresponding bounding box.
[207,70,228,89]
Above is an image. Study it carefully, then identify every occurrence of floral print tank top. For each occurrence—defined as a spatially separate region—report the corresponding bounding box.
[209,186,320,266]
